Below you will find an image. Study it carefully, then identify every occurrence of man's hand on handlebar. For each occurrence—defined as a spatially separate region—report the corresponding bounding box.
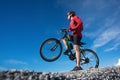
[60,29,68,32]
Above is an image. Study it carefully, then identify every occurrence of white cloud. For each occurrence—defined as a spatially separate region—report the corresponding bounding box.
[56,0,120,52]
[105,44,120,52]
[93,26,120,49]
[104,10,120,27]
[105,37,120,52]
[5,59,27,65]
[115,59,120,66]
[84,17,95,28]
[82,0,108,10]
[82,0,119,9]
[91,7,120,50]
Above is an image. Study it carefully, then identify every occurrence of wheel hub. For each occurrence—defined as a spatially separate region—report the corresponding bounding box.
[85,57,89,63]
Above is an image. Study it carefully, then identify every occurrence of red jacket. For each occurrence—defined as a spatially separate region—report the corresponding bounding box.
[68,16,83,38]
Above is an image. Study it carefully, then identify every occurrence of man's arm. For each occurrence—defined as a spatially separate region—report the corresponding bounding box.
[71,16,83,29]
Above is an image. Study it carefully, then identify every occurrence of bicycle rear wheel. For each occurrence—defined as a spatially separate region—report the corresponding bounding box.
[80,49,99,69]
[40,38,62,62]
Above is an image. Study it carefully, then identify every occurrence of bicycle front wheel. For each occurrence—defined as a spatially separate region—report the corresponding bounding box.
[80,49,99,69]
[40,38,62,62]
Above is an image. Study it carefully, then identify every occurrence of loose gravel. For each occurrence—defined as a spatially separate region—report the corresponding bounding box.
[0,66,120,80]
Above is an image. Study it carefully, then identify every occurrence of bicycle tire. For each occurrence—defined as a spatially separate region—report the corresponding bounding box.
[81,49,99,69]
[40,38,62,62]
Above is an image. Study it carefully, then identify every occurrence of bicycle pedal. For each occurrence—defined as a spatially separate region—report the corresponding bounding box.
[69,55,75,60]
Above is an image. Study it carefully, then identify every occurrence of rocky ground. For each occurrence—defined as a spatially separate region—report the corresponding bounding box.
[0,66,120,80]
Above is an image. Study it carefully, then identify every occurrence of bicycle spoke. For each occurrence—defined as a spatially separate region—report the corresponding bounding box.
[80,49,99,69]
[40,38,62,62]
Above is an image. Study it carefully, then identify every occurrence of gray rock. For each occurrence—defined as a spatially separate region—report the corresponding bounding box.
[0,66,120,80]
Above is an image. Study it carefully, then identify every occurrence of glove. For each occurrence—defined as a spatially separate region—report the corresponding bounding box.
[68,27,75,31]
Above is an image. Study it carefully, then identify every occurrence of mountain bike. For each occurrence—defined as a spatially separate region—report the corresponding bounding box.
[40,29,99,70]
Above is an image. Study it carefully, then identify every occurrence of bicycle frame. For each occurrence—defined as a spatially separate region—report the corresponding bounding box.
[40,29,99,69]
[60,30,89,63]
[59,29,84,53]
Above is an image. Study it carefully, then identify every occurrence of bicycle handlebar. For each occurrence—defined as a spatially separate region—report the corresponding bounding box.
[60,29,68,32]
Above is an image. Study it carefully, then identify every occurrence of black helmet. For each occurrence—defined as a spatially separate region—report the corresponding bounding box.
[67,11,76,17]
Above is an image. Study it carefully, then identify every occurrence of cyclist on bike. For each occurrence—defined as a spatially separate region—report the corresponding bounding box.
[62,11,83,71]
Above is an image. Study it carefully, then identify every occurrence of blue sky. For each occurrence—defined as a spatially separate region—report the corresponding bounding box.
[0,0,120,72]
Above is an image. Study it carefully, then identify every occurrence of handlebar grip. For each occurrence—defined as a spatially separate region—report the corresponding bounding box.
[60,29,67,32]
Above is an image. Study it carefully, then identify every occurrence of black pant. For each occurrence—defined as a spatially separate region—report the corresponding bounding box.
[68,35,81,45]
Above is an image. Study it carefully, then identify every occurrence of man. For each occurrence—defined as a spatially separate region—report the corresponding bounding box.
[62,11,83,71]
